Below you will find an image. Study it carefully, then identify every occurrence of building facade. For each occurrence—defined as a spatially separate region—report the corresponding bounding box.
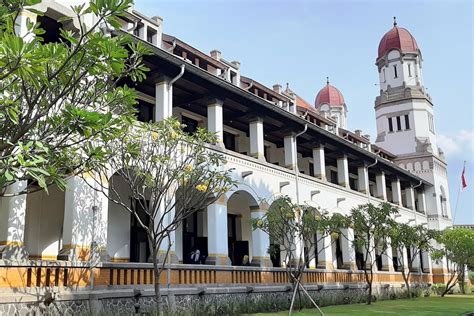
[0,0,453,304]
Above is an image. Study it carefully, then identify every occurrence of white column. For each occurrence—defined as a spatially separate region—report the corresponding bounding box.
[156,195,178,263]
[363,238,377,270]
[312,146,326,181]
[417,190,427,214]
[284,134,296,170]
[155,76,172,121]
[207,99,224,146]
[249,118,265,160]
[250,207,272,267]
[316,234,334,270]
[421,250,432,273]
[341,228,356,270]
[357,165,369,194]
[58,176,108,261]
[375,171,387,200]
[399,247,409,273]
[0,181,28,259]
[381,238,394,271]
[337,155,349,188]
[406,186,416,210]
[391,178,402,206]
[410,247,421,272]
[206,197,230,265]
[15,10,37,41]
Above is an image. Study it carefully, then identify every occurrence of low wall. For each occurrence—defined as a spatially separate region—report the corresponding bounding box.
[0,283,418,315]
[0,260,442,314]
[0,261,436,290]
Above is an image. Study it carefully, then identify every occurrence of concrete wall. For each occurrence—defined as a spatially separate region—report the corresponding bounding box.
[107,175,132,261]
[24,185,64,259]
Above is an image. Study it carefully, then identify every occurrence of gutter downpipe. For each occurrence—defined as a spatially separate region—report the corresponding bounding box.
[167,38,177,53]
[412,180,423,274]
[294,124,307,266]
[244,80,253,91]
[294,124,308,206]
[412,181,423,225]
[165,64,184,289]
[169,64,185,88]
[366,158,378,204]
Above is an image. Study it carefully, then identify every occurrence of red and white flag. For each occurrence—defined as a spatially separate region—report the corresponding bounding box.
[461,162,468,190]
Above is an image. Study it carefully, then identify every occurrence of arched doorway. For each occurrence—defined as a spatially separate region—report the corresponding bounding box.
[24,183,65,260]
[226,190,258,266]
[107,172,150,263]
[180,209,207,264]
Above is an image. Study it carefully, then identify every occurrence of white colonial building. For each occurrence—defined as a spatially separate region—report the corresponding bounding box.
[0,1,453,298]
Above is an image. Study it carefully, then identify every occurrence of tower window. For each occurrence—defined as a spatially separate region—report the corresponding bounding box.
[428,113,435,133]
[393,65,398,78]
[382,68,386,82]
[408,64,412,77]
[388,117,393,132]
[396,116,402,131]
[405,114,410,130]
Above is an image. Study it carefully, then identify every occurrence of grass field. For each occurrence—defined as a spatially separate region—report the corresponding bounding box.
[251,295,474,315]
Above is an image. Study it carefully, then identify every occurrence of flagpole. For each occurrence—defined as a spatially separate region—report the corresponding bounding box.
[452,160,466,224]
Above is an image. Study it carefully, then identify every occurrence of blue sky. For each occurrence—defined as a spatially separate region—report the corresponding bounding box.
[135,0,473,224]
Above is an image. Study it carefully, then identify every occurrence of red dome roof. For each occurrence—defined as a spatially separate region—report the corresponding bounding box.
[315,82,345,108]
[378,24,419,59]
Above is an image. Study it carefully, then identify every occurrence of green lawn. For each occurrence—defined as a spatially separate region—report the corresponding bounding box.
[252,295,474,316]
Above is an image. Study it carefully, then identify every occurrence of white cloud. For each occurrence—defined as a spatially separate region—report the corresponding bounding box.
[438,130,474,157]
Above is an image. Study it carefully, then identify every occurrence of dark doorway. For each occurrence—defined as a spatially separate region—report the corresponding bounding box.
[228,214,249,266]
[182,211,207,264]
[355,236,364,270]
[270,243,281,267]
[335,236,343,269]
[130,199,150,263]
[393,254,400,272]
[420,251,425,273]
[376,253,383,271]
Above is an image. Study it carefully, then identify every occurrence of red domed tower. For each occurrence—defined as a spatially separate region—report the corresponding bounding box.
[374,18,451,223]
[376,17,423,91]
[315,78,347,129]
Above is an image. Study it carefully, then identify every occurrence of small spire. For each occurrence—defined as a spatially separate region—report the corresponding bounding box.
[393,16,397,27]
[286,82,289,90]
[326,76,330,85]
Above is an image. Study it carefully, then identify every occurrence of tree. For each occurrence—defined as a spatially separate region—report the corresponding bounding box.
[389,223,439,297]
[0,0,149,195]
[251,196,340,316]
[91,117,234,311]
[432,228,474,296]
[346,203,398,305]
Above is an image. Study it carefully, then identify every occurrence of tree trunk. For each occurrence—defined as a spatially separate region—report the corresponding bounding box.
[441,272,458,297]
[401,270,411,298]
[152,249,163,315]
[363,267,373,305]
[288,278,299,316]
[367,270,373,305]
[459,267,466,294]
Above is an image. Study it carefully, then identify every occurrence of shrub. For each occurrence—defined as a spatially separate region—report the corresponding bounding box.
[432,283,447,296]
